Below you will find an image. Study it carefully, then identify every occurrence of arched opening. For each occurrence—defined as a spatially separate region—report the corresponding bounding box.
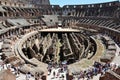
[0,12,3,16]
[5,2,7,5]
[31,13,34,16]
[4,12,7,17]
[0,1,1,5]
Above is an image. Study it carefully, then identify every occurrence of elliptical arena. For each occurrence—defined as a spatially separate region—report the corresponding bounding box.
[0,0,120,80]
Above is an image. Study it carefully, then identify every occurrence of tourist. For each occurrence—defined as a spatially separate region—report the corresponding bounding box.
[26,72,31,80]
[113,63,118,71]
[61,74,64,80]
[93,67,98,75]
[35,72,38,80]
[38,74,42,80]
[7,64,11,72]
[12,66,19,76]
[56,71,60,78]
[53,71,56,78]
[0,61,4,70]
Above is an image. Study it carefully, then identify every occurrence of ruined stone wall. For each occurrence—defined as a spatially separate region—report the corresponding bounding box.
[100,68,120,80]
[1,0,50,5]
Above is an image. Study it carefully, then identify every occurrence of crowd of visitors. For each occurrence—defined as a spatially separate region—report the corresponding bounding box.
[47,62,68,80]
[0,60,42,80]
[0,61,20,74]
[72,61,119,80]
[0,58,119,80]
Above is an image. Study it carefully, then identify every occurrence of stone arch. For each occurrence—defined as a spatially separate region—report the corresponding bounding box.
[0,1,1,5]
[4,12,7,17]
[0,12,3,16]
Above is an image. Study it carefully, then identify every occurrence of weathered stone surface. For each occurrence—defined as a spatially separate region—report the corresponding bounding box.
[20,64,45,75]
[0,70,16,80]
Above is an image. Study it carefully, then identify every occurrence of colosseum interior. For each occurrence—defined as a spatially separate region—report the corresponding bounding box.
[0,0,120,80]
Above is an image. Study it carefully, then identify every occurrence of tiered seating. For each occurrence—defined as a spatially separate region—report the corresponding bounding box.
[6,19,30,26]
[41,15,59,27]
[63,16,120,33]
[100,36,116,62]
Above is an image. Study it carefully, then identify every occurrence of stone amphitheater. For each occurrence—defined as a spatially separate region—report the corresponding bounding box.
[0,0,120,80]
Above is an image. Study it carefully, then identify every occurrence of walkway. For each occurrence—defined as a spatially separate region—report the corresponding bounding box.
[0,63,34,80]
